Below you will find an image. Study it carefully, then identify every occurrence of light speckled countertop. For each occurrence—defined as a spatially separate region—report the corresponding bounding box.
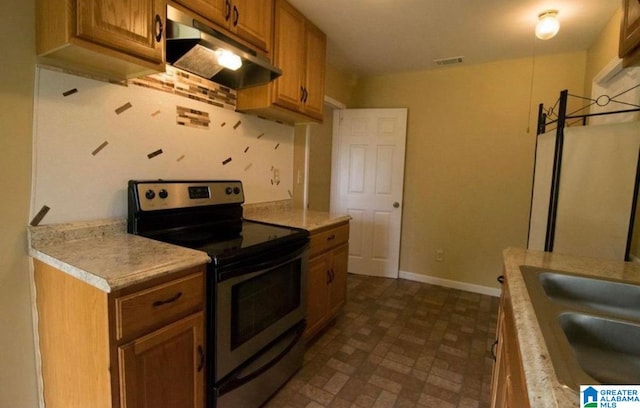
[503,247,640,407]
[243,203,350,232]
[28,204,349,293]
[29,219,210,293]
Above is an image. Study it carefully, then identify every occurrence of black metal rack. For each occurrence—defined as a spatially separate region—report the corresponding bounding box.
[531,85,640,258]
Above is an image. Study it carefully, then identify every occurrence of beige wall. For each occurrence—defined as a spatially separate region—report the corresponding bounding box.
[584,7,623,100]
[324,64,358,106]
[0,0,38,406]
[350,52,587,288]
[307,107,334,211]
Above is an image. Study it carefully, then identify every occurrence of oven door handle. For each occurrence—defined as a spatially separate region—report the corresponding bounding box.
[217,241,308,282]
[216,321,305,396]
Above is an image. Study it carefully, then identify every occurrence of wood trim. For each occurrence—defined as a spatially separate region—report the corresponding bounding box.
[34,260,112,408]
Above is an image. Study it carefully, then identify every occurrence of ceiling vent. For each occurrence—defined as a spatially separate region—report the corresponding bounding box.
[434,56,464,66]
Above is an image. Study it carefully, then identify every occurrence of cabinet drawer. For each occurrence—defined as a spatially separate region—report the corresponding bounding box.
[310,223,349,258]
[115,271,204,341]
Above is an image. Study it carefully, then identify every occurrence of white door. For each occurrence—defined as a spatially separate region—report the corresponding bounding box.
[331,108,407,278]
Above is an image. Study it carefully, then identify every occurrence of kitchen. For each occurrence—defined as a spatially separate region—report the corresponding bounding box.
[2,0,640,407]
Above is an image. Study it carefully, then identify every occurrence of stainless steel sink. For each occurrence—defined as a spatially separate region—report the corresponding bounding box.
[520,266,640,391]
[539,272,640,321]
[558,312,640,385]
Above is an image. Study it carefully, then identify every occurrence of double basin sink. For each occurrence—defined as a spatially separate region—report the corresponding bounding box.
[521,266,640,391]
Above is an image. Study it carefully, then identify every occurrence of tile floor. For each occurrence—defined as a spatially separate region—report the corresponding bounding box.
[265,274,501,408]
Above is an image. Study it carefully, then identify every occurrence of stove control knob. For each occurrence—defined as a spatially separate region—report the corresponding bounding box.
[225,187,233,195]
[159,189,168,199]
[145,189,155,200]
[233,187,241,195]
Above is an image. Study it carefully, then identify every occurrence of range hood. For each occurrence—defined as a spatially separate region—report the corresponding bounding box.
[165,5,281,89]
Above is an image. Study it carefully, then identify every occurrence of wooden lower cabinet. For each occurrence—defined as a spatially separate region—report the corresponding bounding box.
[33,260,206,408]
[119,312,205,408]
[490,277,530,408]
[304,221,349,340]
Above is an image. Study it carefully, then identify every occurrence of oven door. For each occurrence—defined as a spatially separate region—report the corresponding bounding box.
[214,240,308,381]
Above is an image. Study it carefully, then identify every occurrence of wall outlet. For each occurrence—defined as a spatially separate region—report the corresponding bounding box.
[435,249,444,262]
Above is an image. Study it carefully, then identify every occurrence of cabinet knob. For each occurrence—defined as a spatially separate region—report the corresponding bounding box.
[154,14,163,43]
[393,202,400,208]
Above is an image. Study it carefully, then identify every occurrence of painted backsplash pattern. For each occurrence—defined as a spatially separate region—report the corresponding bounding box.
[32,67,294,225]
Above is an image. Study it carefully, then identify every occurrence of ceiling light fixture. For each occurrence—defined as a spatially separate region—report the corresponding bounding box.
[535,10,560,40]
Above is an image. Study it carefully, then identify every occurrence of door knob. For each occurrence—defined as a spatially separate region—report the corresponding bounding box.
[393,202,400,208]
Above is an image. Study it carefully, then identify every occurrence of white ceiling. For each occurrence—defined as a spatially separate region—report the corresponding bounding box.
[287,0,621,76]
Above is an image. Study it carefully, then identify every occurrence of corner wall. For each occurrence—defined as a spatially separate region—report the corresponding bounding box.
[584,7,623,100]
[0,0,39,406]
[351,52,587,289]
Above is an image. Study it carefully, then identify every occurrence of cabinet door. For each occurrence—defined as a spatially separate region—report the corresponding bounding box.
[175,0,230,28]
[232,0,273,53]
[119,312,205,408]
[302,22,326,120]
[306,254,330,337]
[76,0,165,64]
[327,244,348,317]
[272,0,305,111]
[620,0,640,57]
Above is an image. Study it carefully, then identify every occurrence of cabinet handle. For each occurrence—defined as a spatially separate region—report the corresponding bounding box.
[154,14,163,43]
[497,275,505,285]
[152,291,183,307]
[197,345,205,372]
[233,5,239,27]
[303,87,308,103]
[225,0,232,21]
[327,234,336,241]
[300,86,305,102]
[326,270,331,285]
[491,339,498,361]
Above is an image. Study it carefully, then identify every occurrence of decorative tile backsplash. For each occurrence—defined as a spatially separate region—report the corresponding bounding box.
[129,66,236,110]
[31,67,294,225]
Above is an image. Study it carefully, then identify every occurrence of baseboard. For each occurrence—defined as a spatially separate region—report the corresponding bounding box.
[398,270,502,298]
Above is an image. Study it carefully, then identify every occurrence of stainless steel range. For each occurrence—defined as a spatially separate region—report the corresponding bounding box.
[127,180,308,408]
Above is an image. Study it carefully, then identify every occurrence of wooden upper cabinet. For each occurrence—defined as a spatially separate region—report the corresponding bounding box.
[174,0,273,54]
[76,0,165,64]
[620,0,640,67]
[236,0,327,124]
[233,0,274,53]
[271,0,326,121]
[302,21,327,120]
[36,0,165,80]
[272,0,306,112]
